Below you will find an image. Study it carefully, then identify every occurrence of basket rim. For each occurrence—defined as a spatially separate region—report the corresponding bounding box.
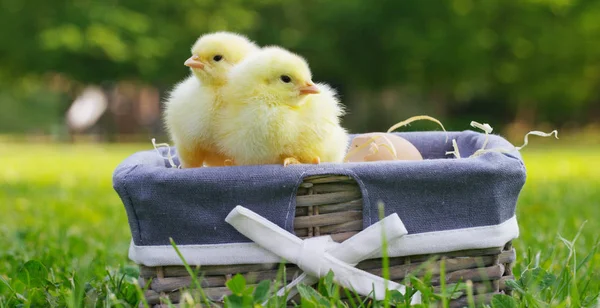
[128,215,518,267]
[113,130,524,259]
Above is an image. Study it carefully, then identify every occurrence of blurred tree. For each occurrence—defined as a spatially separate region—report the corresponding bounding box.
[0,0,271,84]
[0,0,599,134]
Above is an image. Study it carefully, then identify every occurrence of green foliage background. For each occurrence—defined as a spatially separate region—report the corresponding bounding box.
[1,0,599,134]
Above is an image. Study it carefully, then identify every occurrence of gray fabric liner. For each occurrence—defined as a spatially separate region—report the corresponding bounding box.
[113,131,526,246]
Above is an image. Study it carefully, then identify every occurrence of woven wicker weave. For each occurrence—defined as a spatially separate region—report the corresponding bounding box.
[138,175,515,307]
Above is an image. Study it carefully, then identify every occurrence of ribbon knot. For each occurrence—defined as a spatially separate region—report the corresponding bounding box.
[225,206,421,304]
[297,236,335,277]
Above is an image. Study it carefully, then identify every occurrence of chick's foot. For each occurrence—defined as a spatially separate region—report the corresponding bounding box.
[283,157,301,167]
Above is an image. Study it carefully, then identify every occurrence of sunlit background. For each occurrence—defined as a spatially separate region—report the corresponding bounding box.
[1,0,599,142]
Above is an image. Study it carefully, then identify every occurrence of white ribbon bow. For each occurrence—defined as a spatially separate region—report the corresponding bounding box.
[225,206,421,304]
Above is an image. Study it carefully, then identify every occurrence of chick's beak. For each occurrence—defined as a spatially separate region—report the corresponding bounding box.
[184,55,205,69]
[299,82,320,95]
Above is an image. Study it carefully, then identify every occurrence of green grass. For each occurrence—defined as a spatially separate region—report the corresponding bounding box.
[1,141,599,307]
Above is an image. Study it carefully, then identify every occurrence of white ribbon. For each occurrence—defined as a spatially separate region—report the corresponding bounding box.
[225,206,421,304]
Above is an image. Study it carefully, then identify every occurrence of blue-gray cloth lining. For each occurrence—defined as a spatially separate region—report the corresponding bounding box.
[113,131,526,246]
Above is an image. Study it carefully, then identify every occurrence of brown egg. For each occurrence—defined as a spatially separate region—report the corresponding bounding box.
[345,133,423,162]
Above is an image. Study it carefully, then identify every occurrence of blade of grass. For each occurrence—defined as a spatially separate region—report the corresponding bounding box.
[439,259,448,308]
[466,280,475,308]
[448,280,464,300]
[169,237,211,307]
[160,295,177,308]
[0,276,15,298]
[576,240,599,272]
[343,287,358,308]
[377,202,390,308]
[557,222,587,307]
[132,277,149,308]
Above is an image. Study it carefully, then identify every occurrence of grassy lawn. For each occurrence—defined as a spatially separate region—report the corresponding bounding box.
[1,140,599,307]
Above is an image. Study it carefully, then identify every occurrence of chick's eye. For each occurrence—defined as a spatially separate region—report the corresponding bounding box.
[280,75,292,83]
[213,55,223,61]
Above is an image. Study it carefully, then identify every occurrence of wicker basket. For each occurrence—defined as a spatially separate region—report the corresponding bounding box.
[138,175,515,307]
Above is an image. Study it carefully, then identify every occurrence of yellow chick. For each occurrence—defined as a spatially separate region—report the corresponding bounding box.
[215,46,349,166]
[163,32,259,168]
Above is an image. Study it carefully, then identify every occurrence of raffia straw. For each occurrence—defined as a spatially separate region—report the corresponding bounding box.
[151,138,180,168]
[445,139,461,158]
[448,121,493,158]
[386,115,449,143]
[515,130,559,150]
[468,124,559,158]
[378,137,398,158]
[470,122,494,150]
[468,122,495,158]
